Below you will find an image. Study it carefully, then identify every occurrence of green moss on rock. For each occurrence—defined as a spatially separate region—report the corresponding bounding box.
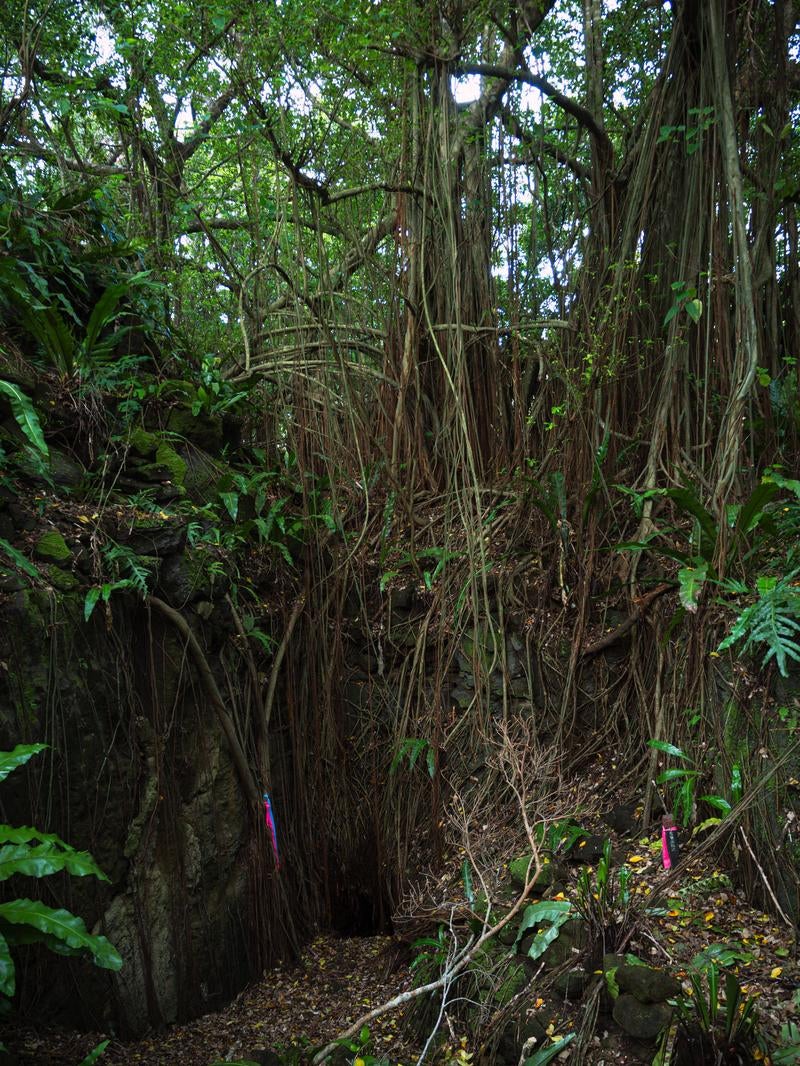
[155,443,187,486]
[166,408,223,454]
[35,531,72,563]
[47,564,79,591]
[129,428,160,457]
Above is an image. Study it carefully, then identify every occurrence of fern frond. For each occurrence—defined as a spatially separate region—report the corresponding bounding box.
[719,571,800,677]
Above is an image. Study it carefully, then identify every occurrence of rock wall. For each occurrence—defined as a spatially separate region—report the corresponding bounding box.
[0,582,254,1036]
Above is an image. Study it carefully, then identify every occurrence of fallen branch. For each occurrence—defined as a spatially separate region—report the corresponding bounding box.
[147,595,261,807]
[581,583,671,657]
[311,855,542,1064]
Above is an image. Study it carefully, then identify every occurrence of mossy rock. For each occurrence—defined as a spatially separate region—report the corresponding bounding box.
[497,920,520,947]
[135,462,186,492]
[616,963,681,1004]
[613,993,672,1041]
[128,428,161,457]
[46,564,78,591]
[509,853,565,892]
[34,531,72,563]
[494,960,532,1005]
[155,443,187,486]
[554,967,590,998]
[167,408,224,454]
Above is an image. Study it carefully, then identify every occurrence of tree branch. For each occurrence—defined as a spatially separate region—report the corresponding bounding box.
[458,62,611,149]
[499,104,591,182]
[147,596,261,808]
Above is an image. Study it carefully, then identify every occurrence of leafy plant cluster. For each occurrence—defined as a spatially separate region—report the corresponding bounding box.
[0,190,160,379]
[617,476,800,675]
[0,744,121,1022]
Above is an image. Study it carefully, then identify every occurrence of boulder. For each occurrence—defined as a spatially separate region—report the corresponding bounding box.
[616,963,681,1003]
[554,967,590,998]
[565,832,607,863]
[613,994,672,1041]
[509,853,566,892]
[167,408,224,453]
[34,530,72,563]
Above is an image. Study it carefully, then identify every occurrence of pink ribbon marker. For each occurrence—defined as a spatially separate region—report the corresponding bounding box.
[661,812,680,870]
[263,792,281,871]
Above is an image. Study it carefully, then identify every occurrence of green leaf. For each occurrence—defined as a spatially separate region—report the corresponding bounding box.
[84,587,102,622]
[0,746,47,784]
[516,899,571,959]
[0,842,109,883]
[0,899,122,970]
[461,860,474,905]
[0,931,14,997]
[379,569,398,591]
[647,739,689,760]
[0,380,49,461]
[699,795,731,814]
[219,492,239,522]
[685,298,702,323]
[524,1033,575,1065]
[82,284,128,358]
[736,482,778,536]
[426,746,435,778]
[656,768,696,783]
[0,539,39,579]
[78,1041,110,1066]
[664,487,718,558]
[678,561,708,612]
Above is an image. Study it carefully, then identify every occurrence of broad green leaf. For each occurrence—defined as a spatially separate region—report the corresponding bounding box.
[426,745,435,778]
[664,487,718,556]
[736,482,778,536]
[379,569,398,591]
[461,860,474,905]
[0,746,47,784]
[685,298,702,322]
[0,539,39,579]
[0,842,109,882]
[699,795,731,814]
[78,1042,110,1066]
[516,899,571,951]
[647,739,688,759]
[0,380,49,461]
[0,823,72,846]
[83,284,128,357]
[678,561,708,612]
[0,931,14,996]
[84,587,102,622]
[656,767,697,783]
[0,899,122,970]
[524,1033,575,1065]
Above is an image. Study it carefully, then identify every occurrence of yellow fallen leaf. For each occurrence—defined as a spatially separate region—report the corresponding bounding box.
[552,892,566,901]
[770,967,782,979]
[627,855,645,863]
[78,515,91,524]
[534,997,545,1008]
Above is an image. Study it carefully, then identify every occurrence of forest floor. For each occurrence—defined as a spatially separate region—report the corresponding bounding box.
[5,813,799,1066]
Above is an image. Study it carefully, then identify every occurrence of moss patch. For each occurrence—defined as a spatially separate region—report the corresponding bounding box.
[47,564,79,591]
[155,443,187,486]
[128,428,160,457]
[34,531,72,563]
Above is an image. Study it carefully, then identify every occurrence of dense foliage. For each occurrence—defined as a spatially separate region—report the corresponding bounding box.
[0,0,799,1052]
